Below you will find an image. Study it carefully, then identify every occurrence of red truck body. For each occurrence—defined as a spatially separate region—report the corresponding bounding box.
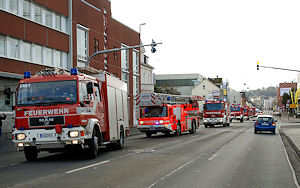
[13,68,129,161]
[136,93,202,137]
[230,105,244,122]
[203,99,231,128]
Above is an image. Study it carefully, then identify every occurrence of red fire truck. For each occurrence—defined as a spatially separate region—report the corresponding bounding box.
[13,68,129,161]
[203,99,231,128]
[136,93,203,137]
[243,106,250,120]
[230,104,244,122]
[250,107,256,118]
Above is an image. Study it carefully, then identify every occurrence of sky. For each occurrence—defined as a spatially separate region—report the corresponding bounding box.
[110,0,300,91]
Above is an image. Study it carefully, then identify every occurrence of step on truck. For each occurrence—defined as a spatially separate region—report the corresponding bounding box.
[230,104,244,122]
[203,99,231,128]
[136,93,203,137]
[13,68,129,161]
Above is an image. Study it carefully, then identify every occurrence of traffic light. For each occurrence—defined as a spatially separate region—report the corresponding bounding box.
[257,61,259,70]
[151,39,157,53]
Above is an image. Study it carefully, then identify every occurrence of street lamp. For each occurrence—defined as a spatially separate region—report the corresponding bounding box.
[139,23,146,64]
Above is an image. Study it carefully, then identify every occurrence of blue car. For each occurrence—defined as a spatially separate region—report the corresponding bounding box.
[254,115,276,134]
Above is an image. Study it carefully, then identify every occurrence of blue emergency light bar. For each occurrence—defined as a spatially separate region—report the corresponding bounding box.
[24,71,31,78]
[71,68,78,75]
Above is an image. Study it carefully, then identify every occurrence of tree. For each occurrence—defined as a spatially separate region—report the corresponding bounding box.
[282,93,291,107]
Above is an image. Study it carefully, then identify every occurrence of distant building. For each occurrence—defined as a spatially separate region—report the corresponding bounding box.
[191,79,222,99]
[227,88,241,105]
[277,82,297,107]
[140,53,154,93]
[155,73,205,95]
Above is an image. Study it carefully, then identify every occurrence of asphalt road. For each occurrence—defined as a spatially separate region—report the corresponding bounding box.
[0,121,298,188]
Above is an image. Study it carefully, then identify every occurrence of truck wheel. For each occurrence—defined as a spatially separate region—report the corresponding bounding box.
[175,123,181,136]
[164,132,170,136]
[87,129,99,159]
[24,146,38,161]
[189,120,196,134]
[146,132,152,138]
[230,119,232,123]
[115,127,125,150]
[240,119,243,123]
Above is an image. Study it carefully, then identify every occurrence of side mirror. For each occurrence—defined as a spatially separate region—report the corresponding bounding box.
[275,120,278,122]
[87,82,93,94]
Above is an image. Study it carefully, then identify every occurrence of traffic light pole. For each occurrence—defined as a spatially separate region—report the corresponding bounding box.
[86,40,162,67]
[257,64,300,73]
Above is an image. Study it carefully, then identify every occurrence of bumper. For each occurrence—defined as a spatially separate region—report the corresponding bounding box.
[255,126,276,131]
[13,127,88,151]
[203,118,224,125]
[137,124,173,133]
[231,116,242,120]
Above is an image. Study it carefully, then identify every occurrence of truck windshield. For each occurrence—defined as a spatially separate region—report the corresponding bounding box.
[204,103,223,111]
[244,109,247,113]
[140,106,168,118]
[17,80,77,106]
[231,107,240,112]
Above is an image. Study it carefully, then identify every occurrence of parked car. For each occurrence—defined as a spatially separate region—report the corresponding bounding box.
[254,115,277,134]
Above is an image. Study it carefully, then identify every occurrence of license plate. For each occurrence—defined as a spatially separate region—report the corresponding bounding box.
[262,123,269,126]
[39,133,55,138]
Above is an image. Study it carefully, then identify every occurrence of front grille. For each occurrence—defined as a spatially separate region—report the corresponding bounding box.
[29,116,64,126]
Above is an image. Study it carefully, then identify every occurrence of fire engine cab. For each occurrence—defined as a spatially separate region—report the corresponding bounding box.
[13,68,129,161]
[203,99,231,128]
[230,104,244,122]
[243,106,250,120]
[136,93,202,137]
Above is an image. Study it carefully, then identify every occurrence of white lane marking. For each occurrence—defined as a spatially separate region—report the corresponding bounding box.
[208,153,218,161]
[65,160,109,174]
[279,131,300,188]
[148,155,202,188]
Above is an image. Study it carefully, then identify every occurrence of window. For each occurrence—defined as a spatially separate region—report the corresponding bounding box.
[133,75,139,96]
[55,14,61,30]
[203,85,206,89]
[35,5,42,24]
[53,50,61,68]
[77,26,88,62]
[9,0,18,14]
[0,35,5,56]
[133,50,139,74]
[121,44,129,70]
[23,41,31,61]
[45,10,52,27]
[33,45,42,64]
[121,72,128,83]
[45,47,52,66]
[62,52,67,69]
[0,0,4,9]
[9,38,19,59]
[61,16,66,32]
[23,0,30,19]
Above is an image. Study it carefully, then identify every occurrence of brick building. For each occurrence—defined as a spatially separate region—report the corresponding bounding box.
[0,0,140,128]
[277,82,297,107]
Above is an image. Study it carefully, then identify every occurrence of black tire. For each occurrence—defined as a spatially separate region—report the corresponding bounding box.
[240,119,243,123]
[272,130,275,135]
[24,146,38,161]
[175,123,181,136]
[204,124,208,128]
[254,129,257,134]
[189,120,196,134]
[230,119,232,123]
[115,127,125,150]
[164,132,170,136]
[223,123,226,127]
[146,132,152,138]
[87,129,99,159]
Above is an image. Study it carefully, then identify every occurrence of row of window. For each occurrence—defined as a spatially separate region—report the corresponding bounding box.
[0,0,67,33]
[0,35,68,69]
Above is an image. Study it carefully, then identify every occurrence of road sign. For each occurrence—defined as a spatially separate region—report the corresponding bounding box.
[290,104,297,108]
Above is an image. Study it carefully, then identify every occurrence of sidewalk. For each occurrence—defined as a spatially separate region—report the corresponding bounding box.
[0,136,16,155]
[279,116,300,157]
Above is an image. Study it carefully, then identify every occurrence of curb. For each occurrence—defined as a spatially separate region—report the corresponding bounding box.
[279,128,300,159]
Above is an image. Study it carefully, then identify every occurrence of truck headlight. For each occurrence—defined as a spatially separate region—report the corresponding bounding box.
[159,120,164,124]
[69,131,79,138]
[16,133,26,140]
[139,121,144,125]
